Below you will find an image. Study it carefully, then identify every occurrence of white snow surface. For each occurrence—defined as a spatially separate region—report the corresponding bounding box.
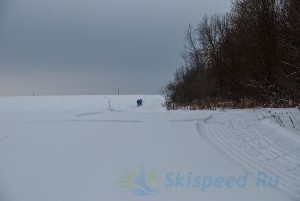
[0,95,299,201]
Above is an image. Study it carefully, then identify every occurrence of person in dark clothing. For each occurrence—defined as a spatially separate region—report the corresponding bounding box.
[137,99,141,107]
[139,99,143,106]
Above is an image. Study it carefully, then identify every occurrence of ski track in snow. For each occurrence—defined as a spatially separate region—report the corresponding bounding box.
[0,119,141,125]
[197,114,300,201]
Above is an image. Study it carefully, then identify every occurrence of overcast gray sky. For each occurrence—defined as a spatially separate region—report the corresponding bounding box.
[0,0,230,96]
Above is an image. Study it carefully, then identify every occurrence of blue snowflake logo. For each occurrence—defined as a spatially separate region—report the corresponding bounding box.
[116,166,158,196]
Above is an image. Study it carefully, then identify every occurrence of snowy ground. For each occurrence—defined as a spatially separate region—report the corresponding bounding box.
[0,95,299,201]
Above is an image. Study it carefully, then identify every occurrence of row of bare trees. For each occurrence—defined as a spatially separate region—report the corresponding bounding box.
[163,0,300,109]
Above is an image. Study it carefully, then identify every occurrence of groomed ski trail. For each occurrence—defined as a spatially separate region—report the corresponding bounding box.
[197,113,300,201]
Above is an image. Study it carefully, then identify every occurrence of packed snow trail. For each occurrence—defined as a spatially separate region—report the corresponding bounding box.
[197,112,300,200]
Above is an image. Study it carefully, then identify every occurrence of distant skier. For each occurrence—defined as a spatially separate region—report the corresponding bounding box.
[139,99,143,106]
[137,99,141,107]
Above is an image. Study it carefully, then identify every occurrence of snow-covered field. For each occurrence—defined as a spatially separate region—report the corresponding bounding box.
[0,95,299,201]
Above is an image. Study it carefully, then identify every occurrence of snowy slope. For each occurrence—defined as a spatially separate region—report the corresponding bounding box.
[0,96,299,201]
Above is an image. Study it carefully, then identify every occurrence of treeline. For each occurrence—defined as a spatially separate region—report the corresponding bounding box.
[163,0,300,109]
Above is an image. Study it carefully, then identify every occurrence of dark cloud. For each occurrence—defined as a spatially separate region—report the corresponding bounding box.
[0,0,230,95]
